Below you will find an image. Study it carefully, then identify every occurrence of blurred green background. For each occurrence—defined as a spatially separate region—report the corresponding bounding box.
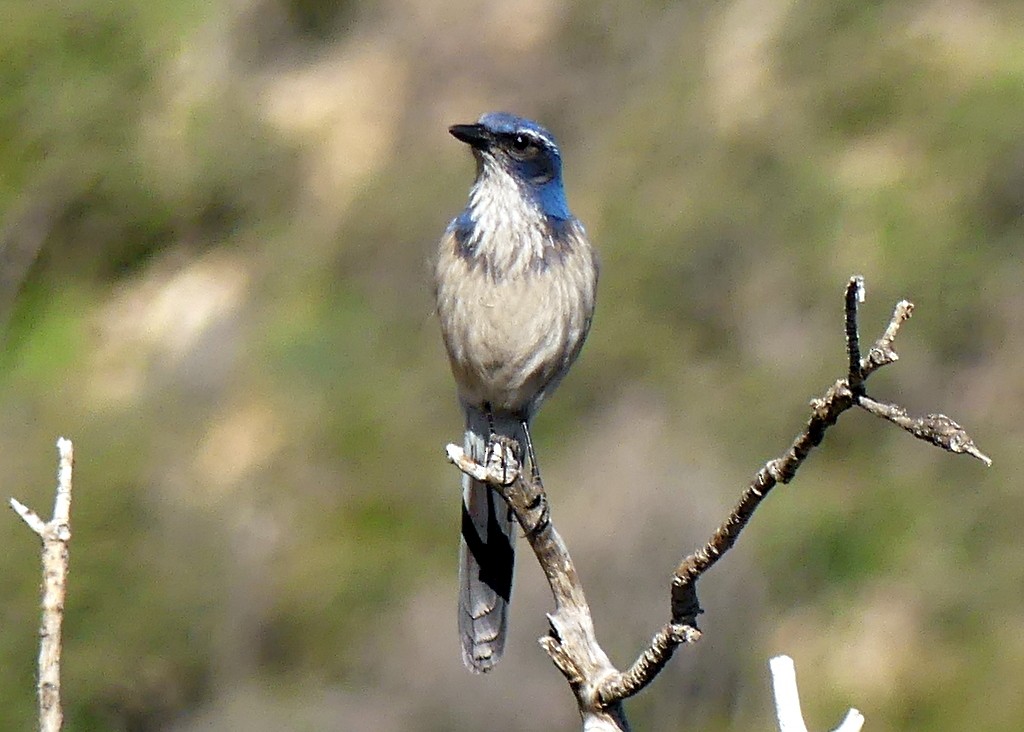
[2,0,1022,729]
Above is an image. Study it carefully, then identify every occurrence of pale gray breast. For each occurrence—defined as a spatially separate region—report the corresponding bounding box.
[434,220,597,414]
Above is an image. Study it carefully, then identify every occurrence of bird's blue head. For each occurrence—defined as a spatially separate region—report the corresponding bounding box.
[449,112,570,220]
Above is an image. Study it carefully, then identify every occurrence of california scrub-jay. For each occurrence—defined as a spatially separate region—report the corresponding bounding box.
[434,112,599,672]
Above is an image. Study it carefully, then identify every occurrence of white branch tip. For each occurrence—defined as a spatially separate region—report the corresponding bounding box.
[769,655,864,732]
[9,497,46,536]
[835,709,865,732]
[445,443,520,485]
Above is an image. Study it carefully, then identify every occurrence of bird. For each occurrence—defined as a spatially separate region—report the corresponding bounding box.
[433,112,599,672]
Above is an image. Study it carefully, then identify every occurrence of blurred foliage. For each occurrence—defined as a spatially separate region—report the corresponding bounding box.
[2,0,1024,730]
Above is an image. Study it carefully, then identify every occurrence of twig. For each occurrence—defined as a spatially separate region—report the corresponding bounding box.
[860,300,913,377]
[595,276,990,707]
[10,438,75,732]
[858,396,992,465]
[845,275,866,394]
[770,655,864,732]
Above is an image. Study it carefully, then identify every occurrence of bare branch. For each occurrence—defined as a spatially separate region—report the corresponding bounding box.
[845,275,866,393]
[596,278,990,707]
[597,376,859,704]
[858,396,992,466]
[445,443,521,485]
[444,276,990,728]
[9,497,46,536]
[10,437,75,732]
[860,300,913,377]
[597,624,699,704]
[447,440,627,729]
[770,655,864,732]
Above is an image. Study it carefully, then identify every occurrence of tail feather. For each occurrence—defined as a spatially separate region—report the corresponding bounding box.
[458,407,525,672]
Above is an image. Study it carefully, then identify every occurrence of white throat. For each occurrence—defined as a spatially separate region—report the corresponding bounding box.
[466,165,549,277]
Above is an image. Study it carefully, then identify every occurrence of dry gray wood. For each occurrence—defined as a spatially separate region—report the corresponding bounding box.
[448,276,990,730]
[10,438,75,732]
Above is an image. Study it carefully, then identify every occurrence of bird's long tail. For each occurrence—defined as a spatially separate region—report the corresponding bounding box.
[458,406,526,672]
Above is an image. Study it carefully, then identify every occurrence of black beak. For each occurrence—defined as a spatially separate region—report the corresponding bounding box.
[449,123,492,150]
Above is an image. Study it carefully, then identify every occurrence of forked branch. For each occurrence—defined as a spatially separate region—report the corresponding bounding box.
[446,277,989,730]
[770,655,864,732]
[10,437,75,732]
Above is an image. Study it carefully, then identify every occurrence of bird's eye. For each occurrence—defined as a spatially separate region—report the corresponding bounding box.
[511,134,531,153]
